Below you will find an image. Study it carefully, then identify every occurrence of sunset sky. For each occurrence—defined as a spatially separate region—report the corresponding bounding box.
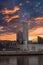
[0,0,43,41]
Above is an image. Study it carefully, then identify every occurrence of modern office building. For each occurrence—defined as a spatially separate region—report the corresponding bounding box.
[23,22,28,42]
[22,21,28,50]
[17,21,28,50]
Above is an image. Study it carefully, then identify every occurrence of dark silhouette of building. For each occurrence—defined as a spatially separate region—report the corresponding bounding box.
[17,31,23,44]
[38,36,43,44]
[0,40,17,51]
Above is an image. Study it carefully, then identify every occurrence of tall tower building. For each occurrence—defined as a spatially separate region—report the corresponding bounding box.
[17,21,28,50]
[23,21,28,50]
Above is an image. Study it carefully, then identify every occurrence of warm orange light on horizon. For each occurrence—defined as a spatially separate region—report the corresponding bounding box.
[0,26,43,41]
[0,15,43,41]
[0,32,16,41]
[29,26,43,41]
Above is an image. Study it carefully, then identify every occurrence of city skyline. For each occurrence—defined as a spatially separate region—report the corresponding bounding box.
[0,0,43,41]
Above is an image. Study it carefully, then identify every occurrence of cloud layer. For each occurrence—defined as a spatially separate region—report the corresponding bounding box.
[0,0,43,41]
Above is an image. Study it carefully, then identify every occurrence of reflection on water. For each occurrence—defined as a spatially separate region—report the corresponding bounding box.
[0,55,43,65]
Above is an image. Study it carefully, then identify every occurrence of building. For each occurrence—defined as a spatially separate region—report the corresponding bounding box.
[38,36,43,44]
[23,22,28,42]
[0,40,17,51]
[23,22,28,50]
[17,31,23,44]
[17,21,28,50]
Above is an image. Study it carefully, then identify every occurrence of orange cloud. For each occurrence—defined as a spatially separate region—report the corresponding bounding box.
[0,32,16,41]
[34,17,43,20]
[29,26,43,41]
[3,15,10,21]
[0,6,20,14]
[0,26,43,41]
[3,15,19,22]
[33,17,43,24]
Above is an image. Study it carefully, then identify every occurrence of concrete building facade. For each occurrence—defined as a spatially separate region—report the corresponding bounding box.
[23,22,28,50]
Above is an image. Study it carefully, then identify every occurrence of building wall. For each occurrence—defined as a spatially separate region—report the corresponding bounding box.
[27,44,43,51]
[19,44,43,51]
[23,22,28,41]
[23,22,28,50]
